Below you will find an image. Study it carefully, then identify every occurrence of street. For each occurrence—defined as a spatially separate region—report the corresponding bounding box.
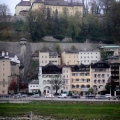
[0,96,119,102]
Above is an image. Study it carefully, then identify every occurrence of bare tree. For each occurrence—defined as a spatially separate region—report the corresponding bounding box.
[51,74,65,95]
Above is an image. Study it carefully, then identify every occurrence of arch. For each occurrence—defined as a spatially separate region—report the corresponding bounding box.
[47,80,50,84]
[81,85,85,88]
[86,85,90,88]
[76,84,79,88]
[72,84,75,88]
[99,85,104,89]
[93,85,97,88]
[43,80,46,84]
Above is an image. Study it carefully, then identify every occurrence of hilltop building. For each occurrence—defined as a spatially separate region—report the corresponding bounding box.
[15,0,84,16]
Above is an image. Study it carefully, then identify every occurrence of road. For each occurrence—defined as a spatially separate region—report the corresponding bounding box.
[0,96,119,102]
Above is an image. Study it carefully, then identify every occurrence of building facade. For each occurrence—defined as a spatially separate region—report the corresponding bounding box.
[28,80,39,93]
[62,65,71,93]
[0,51,20,95]
[91,61,111,93]
[61,50,79,65]
[38,63,62,95]
[79,50,101,65]
[39,51,61,66]
[0,53,11,95]
[71,64,91,95]
[15,0,84,16]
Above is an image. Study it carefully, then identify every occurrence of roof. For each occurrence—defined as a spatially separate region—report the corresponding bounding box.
[64,50,79,54]
[49,52,58,56]
[100,46,120,48]
[16,1,31,7]
[107,56,119,59]
[42,63,62,74]
[29,80,39,84]
[79,50,100,52]
[91,61,110,68]
[34,0,83,6]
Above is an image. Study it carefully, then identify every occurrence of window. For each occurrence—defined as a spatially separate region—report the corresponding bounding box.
[107,74,109,77]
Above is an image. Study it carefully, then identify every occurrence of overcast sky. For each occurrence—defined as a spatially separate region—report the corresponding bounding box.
[0,0,29,15]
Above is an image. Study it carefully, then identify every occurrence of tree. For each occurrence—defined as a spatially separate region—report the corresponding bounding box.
[105,77,116,95]
[0,4,11,38]
[51,74,65,94]
[55,44,61,54]
[88,87,94,94]
[27,7,47,42]
[71,45,76,50]
[105,1,120,43]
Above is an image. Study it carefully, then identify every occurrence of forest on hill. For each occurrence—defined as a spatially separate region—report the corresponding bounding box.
[0,0,120,44]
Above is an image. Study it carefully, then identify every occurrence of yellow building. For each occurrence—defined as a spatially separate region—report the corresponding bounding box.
[15,0,84,16]
[61,50,79,65]
[71,64,91,95]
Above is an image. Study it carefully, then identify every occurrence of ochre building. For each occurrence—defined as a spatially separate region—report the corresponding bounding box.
[15,0,84,16]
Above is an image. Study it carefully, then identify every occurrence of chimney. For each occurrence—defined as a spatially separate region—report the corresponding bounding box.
[2,51,5,56]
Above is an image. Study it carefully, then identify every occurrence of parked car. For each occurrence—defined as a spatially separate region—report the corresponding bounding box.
[70,95,80,98]
[31,94,40,98]
[95,95,106,99]
[86,94,95,99]
[45,94,54,98]
[58,94,67,98]
[116,95,120,100]
[22,94,27,98]
[105,94,112,100]
[13,94,21,99]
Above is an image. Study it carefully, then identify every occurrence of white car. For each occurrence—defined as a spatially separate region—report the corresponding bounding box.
[105,94,112,99]
[58,94,67,98]
[45,94,54,98]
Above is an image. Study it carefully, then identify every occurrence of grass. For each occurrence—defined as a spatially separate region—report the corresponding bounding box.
[0,101,120,120]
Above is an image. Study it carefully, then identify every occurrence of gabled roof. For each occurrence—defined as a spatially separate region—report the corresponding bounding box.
[91,61,110,68]
[42,63,62,74]
[16,1,31,7]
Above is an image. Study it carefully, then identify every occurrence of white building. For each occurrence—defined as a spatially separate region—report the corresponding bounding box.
[28,80,39,93]
[62,66,71,93]
[91,61,111,93]
[39,63,62,95]
[79,50,101,65]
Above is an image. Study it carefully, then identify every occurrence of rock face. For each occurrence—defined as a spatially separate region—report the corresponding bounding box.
[0,41,106,77]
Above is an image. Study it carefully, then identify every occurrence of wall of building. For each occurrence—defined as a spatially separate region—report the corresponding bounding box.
[0,59,11,94]
[15,6,31,15]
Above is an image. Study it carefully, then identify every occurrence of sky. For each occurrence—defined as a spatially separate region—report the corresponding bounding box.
[0,0,29,15]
